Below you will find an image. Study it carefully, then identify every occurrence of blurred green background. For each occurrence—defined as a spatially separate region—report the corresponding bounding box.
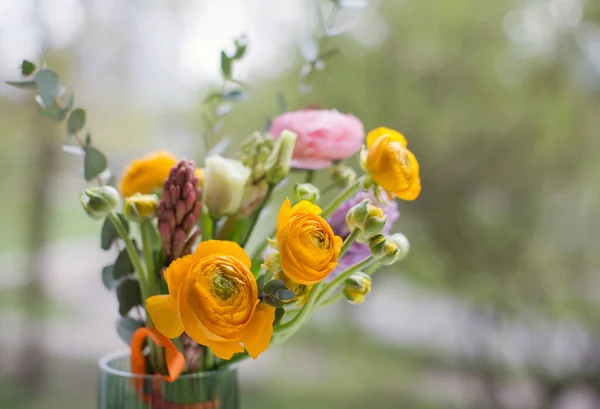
[1,0,600,408]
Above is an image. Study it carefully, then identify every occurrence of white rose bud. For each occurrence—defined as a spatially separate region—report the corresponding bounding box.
[203,156,251,217]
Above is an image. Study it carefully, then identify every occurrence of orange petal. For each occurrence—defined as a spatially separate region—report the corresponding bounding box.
[164,254,195,296]
[146,295,184,339]
[178,285,212,346]
[240,303,276,359]
[206,340,245,360]
[277,198,292,233]
[194,240,251,269]
[290,200,322,216]
[130,327,186,401]
[366,127,407,148]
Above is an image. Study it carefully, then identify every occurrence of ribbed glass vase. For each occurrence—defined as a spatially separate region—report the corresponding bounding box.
[98,351,239,409]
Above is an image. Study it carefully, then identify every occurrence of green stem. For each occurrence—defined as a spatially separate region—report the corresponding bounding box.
[320,176,362,219]
[203,348,215,371]
[201,206,214,241]
[305,169,315,184]
[273,281,324,340]
[241,184,275,249]
[365,261,382,275]
[339,228,360,258]
[140,219,157,295]
[316,256,376,304]
[108,212,150,306]
[319,292,344,308]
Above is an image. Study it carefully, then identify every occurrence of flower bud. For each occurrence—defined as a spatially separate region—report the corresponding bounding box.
[264,130,297,184]
[294,183,320,203]
[345,199,370,231]
[239,131,275,181]
[356,207,387,242]
[368,234,401,265]
[389,232,410,262]
[80,186,120,220]
[343,272,372,304]
[331,164,357,189]
[262,251,282,275]
[123,193,159,222]
[203,156,251,217]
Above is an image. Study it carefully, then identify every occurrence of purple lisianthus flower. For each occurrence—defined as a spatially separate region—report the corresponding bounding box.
[327,191,399,277]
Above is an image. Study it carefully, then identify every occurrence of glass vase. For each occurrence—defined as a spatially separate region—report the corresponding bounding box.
[98,351,239,409]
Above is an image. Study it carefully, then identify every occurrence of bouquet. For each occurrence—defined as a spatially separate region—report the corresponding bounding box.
[7,30,420,409]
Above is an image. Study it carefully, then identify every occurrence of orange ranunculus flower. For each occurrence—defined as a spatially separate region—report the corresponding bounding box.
[119,151,178,198]
[365,127,421,201]
[146,240,275,360]
[276,199,343,285]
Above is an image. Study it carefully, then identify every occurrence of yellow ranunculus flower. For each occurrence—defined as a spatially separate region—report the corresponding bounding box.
[365,127,421,201]
[119,151,178,198]
[146,240,275,360]
[276,199,343,285]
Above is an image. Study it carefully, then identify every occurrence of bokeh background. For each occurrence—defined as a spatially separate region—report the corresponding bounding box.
[1,0,600,408]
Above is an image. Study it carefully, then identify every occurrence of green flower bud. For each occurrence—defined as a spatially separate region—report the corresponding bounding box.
[123,193,159,222]
[345,199,370,231]
[343,272,372,304]
[368,234,400,265]
[262,252,282,275]
[240,131,275,181]
[356,207,387,242]
[294,183,320,203]
[264,130,297,184]
[331,164,357,189]
[389,233,410,262]
[80,186,120,220]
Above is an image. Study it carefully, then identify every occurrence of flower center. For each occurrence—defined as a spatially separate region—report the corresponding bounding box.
[310,231,327,249]
[211,270,237,300]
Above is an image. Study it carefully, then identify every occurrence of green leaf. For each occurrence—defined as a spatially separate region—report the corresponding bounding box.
[21,60,36,76]
[262,295,283,308]
[276,289,296,301]
[264,279,287,295]
[233,36,248,60]
[256,275,266,294]
[113,248,134,279]
[220,51,232,79]
[117,279,142,316]
[39,107,69,121]
[101,214,129,250]
[84,146,108,181]
[67,108,86,134]
[5,80,37,89]
[116,316,144,345]
[273,307,285,326]
[35,69,62,108]
[64,93,75,110]
[101,265,117,290]
[85,132,91,146]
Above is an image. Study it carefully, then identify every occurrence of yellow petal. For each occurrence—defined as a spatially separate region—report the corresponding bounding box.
[240,303,276,359]
[146,295,184,339]
[178,286,212,346]
[164,254,195,296]
[277,198,292,233]
[366,127,407,148]
[394,181,421,201]
[290,200,322,216]
[194,240,251,269]
[206,340,245,360]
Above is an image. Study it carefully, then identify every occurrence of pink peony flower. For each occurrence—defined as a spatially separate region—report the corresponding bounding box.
[269,109,365,169]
